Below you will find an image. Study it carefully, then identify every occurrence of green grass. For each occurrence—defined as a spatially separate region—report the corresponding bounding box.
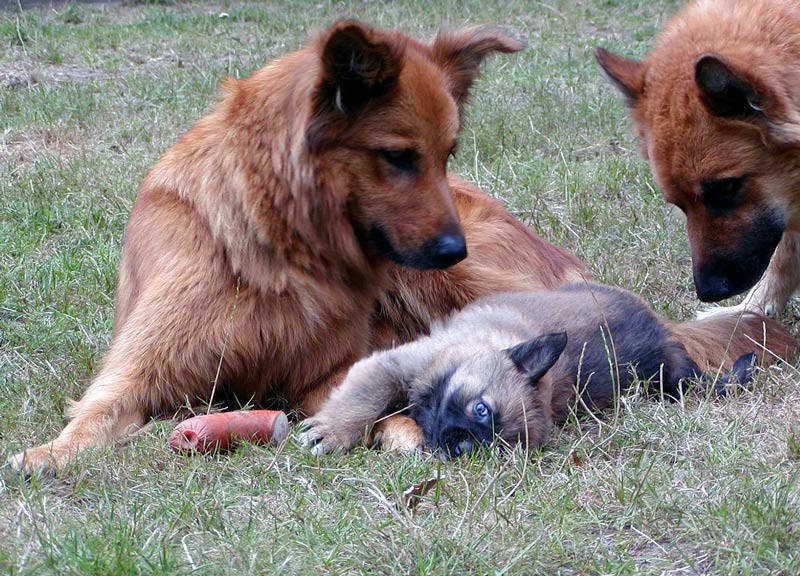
[2,1,799,574]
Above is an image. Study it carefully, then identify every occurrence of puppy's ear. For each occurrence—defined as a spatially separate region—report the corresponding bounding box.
[505,332,567,385]
[318,20,403,114]
[595,47,646,107]
[695,53,800,145]
[431,25,524,111]
[730,352,757,385]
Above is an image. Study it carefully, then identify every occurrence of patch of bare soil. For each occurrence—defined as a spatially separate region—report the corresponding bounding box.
[0,128,82,170]
[0,0,121,10]
[0,60,109,88]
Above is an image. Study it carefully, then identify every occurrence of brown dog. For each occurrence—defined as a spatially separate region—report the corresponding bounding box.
[596,0,800,315]
[9,21,588,474]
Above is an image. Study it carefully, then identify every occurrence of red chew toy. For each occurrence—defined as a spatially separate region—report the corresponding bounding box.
[169,410,289,453]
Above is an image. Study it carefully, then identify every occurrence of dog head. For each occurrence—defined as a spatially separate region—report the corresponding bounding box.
[596,8,800,301]
[306,21,523,270]
[410,332,566,457]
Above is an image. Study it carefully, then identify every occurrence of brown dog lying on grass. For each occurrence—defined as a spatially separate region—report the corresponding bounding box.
[9,21,590,474]
[596,0,800,316]
[300,282,798,457]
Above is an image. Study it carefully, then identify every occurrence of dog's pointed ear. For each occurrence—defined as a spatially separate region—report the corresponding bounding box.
[595,47,646,107]
[308,21,404,152]
[318,20,403,116]
[695,53,800,145]
[431,25,524,112]
[505,332,567,385]
[695,54,765,119]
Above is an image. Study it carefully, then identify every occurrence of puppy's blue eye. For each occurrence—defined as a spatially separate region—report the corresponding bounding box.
[473,401,490,422]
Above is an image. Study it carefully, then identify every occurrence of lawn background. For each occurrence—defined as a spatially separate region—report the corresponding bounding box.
[2,1,800,574]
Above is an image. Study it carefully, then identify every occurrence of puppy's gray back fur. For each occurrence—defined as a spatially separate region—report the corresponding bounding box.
[447,284,697,418]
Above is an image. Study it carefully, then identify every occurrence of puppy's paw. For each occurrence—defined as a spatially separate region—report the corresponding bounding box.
[297,416,361,456]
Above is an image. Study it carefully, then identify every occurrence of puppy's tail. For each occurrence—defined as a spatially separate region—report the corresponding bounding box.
[667,312,798,374]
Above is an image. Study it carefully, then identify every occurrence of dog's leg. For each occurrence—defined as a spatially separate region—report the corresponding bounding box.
[299,362,427,454]
[298,339,435,455]
[293,361,361,418]
[8,277,228,474]
[741,230,800,315]
[698,230,800,318]
[7,360,148,475]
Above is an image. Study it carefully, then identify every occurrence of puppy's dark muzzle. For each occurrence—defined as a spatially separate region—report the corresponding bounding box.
[449,436,474,458]
[437,427,476,458]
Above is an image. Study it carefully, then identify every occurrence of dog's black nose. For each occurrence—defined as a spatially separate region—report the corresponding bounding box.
[428,232,467,268]
[693,257,765,302]
[451,437,474,457]
[438,428,475,458]
[694,274,734,302]
[380,223,468,270]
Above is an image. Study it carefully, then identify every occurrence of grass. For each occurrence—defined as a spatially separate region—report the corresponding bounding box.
[1,0,799,574]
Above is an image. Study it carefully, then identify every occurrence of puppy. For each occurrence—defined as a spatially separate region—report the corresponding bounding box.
[595,0,800,315]
[9,21,588,474]
[300,282,798,456]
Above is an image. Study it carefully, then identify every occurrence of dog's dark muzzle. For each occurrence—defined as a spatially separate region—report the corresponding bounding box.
[694,253,774,302]
[369,222,467,270]
[421,230,467,269]
[693,266,752,302]
[692,211,784,302]
[694,251,776,302]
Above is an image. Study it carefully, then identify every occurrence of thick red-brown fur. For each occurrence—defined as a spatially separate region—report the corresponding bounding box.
[9,21,590,474]
[668,313,799,373]
[596,0,800,313]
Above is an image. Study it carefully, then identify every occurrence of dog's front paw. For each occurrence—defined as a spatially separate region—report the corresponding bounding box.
[297,416,362,456]
[7,444,63,476]
[761,301,778,316]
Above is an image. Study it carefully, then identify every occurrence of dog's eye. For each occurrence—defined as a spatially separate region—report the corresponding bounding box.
[473,401,491,422]
[378,149,418,173]
[701,175,748,215]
